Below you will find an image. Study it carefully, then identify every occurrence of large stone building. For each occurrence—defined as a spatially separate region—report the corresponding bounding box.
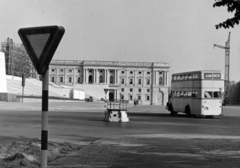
[49,60,170,105]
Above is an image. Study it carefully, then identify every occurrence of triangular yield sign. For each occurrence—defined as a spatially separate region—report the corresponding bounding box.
[18,25,65,75]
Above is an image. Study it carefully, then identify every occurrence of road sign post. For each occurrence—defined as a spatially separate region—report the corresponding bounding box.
[41,69,49,168]
[18,25,65,168]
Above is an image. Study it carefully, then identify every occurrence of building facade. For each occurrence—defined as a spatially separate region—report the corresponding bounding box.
[49,60,170,105]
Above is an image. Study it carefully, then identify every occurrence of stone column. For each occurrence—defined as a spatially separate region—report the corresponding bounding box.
[166,71,168,85]
[96,69,99,84]
[64,68,66,85]
[134,70,136,86]
[85,69,88,83]
[105,69,108,84]
[83,69,86,83]
[142,71,144,86]
[73,68,75,85]
[56,68,58,83]
[125,70,128,86]
[163,71,165,86]
[115,70,117,84]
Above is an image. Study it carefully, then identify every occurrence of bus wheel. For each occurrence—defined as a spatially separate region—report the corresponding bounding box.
[168,104,175,115]
[185,105,191,117]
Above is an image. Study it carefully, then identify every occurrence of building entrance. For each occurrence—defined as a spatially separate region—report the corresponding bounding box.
[109,92,114,101]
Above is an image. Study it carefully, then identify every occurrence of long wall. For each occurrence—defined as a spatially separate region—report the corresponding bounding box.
[49,60,170,105]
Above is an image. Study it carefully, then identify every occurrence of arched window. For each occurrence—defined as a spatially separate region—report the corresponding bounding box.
[77,77,81,83]
[121,78,124,84]
[138,79,141,85]
[110,76,114,84]
[99,75,104,83]
[147,79,150,85]
[89,75,93,84]
[129,78,133,85]
[159,77,163,85]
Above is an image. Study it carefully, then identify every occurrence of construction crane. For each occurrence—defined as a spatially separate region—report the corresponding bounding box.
[213,32,230,105]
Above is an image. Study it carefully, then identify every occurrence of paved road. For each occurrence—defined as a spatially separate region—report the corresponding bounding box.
[0,102,240,167]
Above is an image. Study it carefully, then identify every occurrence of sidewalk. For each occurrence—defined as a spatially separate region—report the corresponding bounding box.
[48,135,240,168]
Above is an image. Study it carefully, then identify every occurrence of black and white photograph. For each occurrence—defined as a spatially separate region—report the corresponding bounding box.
[0,0,240,167]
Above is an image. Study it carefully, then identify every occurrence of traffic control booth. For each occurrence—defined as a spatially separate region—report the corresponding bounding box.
[103,99,129,122]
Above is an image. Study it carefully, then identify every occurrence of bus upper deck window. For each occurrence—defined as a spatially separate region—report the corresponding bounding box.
[184,75,188,80]
[188,74,192,79]
[192,92,198,97]
[214,91,221,98]
[204,91,213,98]
[183,91,187,96]
[176,91,180,97]
[187,92,192,97]
[173,76,176,80]
[193,74,198,79]
[177,76,180,80]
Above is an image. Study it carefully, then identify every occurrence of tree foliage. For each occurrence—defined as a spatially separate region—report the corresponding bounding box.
[213,0,240,29]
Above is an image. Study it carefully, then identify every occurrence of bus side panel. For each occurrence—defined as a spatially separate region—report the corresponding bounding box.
[172,98,184,112]
[172,98,202,115]
[191,99,202,115]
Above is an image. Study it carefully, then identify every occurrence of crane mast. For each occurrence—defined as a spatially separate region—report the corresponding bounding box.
[213,32,231,105]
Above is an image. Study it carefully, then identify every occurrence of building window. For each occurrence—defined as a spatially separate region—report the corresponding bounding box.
[60,76,64,83]
[129,78,133,85]
[159,77,163,85]
[138,88,141,92]
[121,88,124,92]
[121,71,125,74]
[78,69,81,73]
[68,77,72,83]
[51,69,55,72]
[51,77,54,82]
[130,88,133,92]
[77,77,81,83]
[89,75,93,84]
[130,71,133,74]
[129,95,133,100]
[121,78,124,84]
[99,75,104,83]
[146,95,150,101]
[110,76,114,84]
[69,69,72,73]
[138,79,141,85]
[147,71,150,75]
[159,71,162,75]
[138,95,141,100]
[147,79,150,85]
[60,69,64,73]
[139,71,142,74]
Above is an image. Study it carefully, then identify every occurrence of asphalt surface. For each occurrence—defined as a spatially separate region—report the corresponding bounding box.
[0,101,240,167]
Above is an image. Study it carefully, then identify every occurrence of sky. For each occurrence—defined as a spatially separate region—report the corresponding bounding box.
[1,0,240,81]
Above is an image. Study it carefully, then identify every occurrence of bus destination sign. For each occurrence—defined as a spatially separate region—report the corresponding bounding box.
[204,73,221,79]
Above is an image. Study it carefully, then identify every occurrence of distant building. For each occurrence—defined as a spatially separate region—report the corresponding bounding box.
[49,60,170,105]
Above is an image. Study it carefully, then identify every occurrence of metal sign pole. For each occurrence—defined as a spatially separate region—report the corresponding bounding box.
[41,69,49,168]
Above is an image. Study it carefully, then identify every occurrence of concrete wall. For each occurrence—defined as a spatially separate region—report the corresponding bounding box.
[0,52,7,93]
[74,84,108,100]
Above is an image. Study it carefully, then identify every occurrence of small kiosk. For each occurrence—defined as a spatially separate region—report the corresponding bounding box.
[103,99,129,122]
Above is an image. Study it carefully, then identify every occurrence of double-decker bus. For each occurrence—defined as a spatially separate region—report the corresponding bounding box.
[167,70,224,117]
